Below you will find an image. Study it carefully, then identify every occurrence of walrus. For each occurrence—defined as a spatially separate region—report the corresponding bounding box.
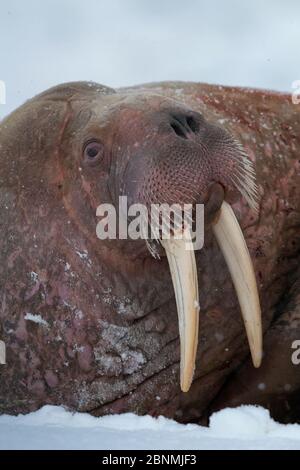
[0,81,299,424]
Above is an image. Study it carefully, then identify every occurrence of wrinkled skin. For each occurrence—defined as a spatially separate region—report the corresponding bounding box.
[0,81,299,423]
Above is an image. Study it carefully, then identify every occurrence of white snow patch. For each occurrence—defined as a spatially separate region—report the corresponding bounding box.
[76,250,88,260]
[120,350,146,374]
[74,309,84,319]
[24,313,49,328]
[75,250,92,267]
[0,405,300,450]
[73,343,85,353]
[30,271,39,283]
[64,262,71,272]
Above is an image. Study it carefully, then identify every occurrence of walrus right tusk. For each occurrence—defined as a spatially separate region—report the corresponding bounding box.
[161,226,199,393]
[212,201,263,368]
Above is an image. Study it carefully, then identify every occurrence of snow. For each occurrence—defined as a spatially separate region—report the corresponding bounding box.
[24,313,49,327]
[30,271,39,282]
[1,405,300,450]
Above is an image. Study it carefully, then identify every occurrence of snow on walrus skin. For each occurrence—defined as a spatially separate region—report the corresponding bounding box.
[0,81,299,424]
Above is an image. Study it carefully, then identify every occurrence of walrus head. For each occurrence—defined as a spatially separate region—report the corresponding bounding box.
[3,81,262,394]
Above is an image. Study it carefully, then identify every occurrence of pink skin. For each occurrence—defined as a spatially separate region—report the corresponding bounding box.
[0,81,299,423]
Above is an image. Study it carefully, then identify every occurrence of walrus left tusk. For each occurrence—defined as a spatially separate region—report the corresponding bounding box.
[212,201,263,368]
[161,227,199,392]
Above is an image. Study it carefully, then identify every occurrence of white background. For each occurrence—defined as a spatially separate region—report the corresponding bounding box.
[0,0,299,117]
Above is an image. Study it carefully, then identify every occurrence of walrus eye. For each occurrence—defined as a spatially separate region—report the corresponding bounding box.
[83,140,103,163]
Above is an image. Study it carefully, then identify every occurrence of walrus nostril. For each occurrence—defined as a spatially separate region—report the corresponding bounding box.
[186,116,199,133]
[170,113,199,139]
[170,118,187,139]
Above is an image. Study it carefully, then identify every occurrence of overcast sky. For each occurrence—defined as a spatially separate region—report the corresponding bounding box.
[0,0,299,119]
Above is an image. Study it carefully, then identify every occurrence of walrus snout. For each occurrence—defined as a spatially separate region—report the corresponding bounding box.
[118,99,257,213]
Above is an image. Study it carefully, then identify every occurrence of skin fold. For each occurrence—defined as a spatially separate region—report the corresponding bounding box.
[0,81,299,423]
